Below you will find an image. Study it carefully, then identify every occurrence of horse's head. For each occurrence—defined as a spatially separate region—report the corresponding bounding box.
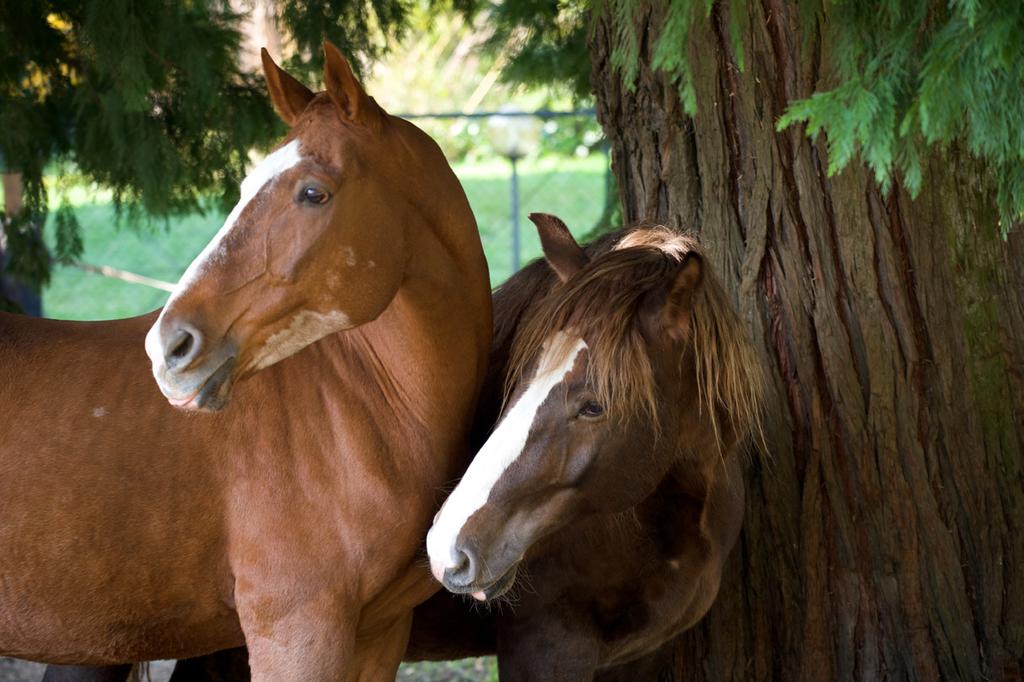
[426,214,762,600]
[146,43,438,410]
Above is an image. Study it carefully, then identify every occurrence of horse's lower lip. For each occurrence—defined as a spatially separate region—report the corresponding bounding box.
[193,358,236,410]
[168,357,236,411]
[168,392,199,408]
[453,564,518,602]
[477,566,518,601]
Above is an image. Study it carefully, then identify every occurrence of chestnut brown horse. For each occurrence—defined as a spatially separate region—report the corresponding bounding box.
[0,42,490,681]
[45,216,762,681]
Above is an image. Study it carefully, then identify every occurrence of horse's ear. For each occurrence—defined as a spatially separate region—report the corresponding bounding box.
[529,213,588,283]
[323,41,378,127]
[647,253,704,342]
[261,48,314,127]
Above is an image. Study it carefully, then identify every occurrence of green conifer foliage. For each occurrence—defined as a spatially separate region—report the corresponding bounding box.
[479,0,593,99]
[1,1,278,286]
[0,0,413,290]
[275,0,413,80]
[615,0,1024,234]
[3,0,1020,294]
[776,0,1024,235]
[475,0,1024,234]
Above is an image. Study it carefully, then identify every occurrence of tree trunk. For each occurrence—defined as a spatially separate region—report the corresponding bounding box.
[588,1,1024,679]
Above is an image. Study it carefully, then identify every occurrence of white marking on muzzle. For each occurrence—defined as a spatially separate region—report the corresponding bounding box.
[145,139,304,370]
[426,332,587,579]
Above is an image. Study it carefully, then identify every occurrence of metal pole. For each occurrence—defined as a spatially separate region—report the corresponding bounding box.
[510,154,520,272]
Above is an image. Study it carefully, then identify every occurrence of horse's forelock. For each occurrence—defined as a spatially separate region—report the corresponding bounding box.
[688,262,766,456]
[505,225,764,455]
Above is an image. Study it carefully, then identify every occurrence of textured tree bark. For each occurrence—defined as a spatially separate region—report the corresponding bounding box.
[588,1,1024,680]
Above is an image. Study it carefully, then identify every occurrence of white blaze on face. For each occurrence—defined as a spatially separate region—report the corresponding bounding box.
[426,332,588,580]
[144,139,304,368]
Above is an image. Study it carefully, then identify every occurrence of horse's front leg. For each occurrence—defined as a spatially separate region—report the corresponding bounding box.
[170,608,412,682]
[236,588,357,682]
[347,612,413,682]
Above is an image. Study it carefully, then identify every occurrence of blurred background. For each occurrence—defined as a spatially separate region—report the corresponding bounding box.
[0,0,613,322]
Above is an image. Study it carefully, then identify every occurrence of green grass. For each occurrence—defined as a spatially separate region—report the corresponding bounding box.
[398,658,498,681]
[41,154,608,320]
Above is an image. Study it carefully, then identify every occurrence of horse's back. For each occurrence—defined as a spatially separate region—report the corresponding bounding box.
[0,311,167,466]
[0,309,157,345]
[0,310,157,393]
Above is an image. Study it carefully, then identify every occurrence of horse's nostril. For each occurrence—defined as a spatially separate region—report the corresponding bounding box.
[445,546,476,586]
[164,325,202,370]
[169,331,193,360]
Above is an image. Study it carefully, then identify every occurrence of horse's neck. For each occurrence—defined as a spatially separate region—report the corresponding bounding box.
[626,450,744,572]
[374,210,489,423]
[258,209,490,457]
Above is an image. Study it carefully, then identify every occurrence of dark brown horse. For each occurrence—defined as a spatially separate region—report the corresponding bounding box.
[0,43,491,680]
[43,215,761,681]
[425,213,763,679]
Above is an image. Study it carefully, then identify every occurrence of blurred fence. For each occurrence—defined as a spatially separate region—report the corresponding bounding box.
[401,108,612,285]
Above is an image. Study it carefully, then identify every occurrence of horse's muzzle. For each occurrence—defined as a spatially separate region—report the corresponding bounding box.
[435,542,520,602]
[146,317,238,411]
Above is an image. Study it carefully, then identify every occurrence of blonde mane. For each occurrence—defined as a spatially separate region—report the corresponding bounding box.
[507,225,764,453]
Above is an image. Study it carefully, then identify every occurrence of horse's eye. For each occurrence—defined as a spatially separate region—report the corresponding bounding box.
[577,401,604,419]
[302,186,330,204]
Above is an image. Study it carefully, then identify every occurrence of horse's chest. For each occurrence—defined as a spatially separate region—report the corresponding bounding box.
[529,523,716,666]
[590,560,714,664]
[224,408,444,579]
